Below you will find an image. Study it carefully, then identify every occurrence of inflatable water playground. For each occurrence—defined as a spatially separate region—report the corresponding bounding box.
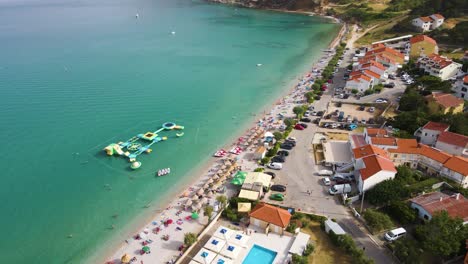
[156,168,171,177]
[103,122,184,169]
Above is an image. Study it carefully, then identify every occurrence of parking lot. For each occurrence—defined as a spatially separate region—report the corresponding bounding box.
[324,102,376,124]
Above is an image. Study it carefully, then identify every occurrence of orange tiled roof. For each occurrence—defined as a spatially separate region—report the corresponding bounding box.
[426,92,464,108]
[351,134,367,148]
[425,54,454,69]
[431,13,445,19]
[353,144,389,159]
[437,131,468,148]
[419,144,452,163]
[366,47,404,59]
[443,156,468,176]
[363,69,381,79]
[372,43,386,49]
[366,128,388,137]
[249,203,291,228]
[388,139,420,154]
[410,35,437,45]
[419,16,433,23]
[410,192,468,221]
[370,137,397,146]
[422,121,450,132]
[360,155,396,181]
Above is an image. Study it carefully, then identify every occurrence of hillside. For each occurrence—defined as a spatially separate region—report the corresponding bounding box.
[208,0,325,11]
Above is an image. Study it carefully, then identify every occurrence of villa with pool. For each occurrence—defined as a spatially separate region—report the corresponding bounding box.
[184,203,311,264]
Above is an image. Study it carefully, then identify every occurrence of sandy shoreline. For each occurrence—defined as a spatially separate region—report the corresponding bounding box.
[98,16,346,264]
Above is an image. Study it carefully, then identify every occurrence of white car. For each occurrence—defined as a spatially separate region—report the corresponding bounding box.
[322,177,331,186]
[375,99,388,103]
[267,162,283,170]
[311,111,318,116]
[369,107,375,113]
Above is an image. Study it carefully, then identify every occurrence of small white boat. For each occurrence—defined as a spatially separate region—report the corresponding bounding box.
[171,31,176,35]
[156,168,171,177]
[256,64,262,67]
[135,13,139,19]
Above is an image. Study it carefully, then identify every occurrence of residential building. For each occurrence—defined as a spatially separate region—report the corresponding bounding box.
[435,131,468,157]
[363,128,397,150]
[249,203,291,235]
[365,46,405,64]
[359,54,399,73]
[411,14,444,32]
[350,70,382,85]
[417,54,462,80]
[356,154,397,193]
[452,75,468,99]
[357,61,387,76]
[410,192,468,224]
[414,121,450,145]
[345,74,373,93]
[388,140,468,187]
[412,16,434,32]
[409,35,438,58]
[425,92,464,114]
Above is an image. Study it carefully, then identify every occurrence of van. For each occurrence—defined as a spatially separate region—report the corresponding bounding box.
[328,184,351,195]
[338,111,345,122]
[318,170,333,176]
[267,162,283,170]
[384,228,406,242]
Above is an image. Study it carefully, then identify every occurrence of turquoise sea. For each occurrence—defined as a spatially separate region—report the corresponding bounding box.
[0,0,339,263]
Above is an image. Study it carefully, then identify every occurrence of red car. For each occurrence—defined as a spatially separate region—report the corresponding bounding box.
[294,124,305,130]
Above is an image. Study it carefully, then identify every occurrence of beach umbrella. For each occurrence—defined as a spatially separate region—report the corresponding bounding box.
[121,254,131,263]
[185,199,193,207]
[191,212,199,220]
[221,165,227,170]
[192,203,202,210]
[203,183,210,189]
[191,195,199,201]
[212,175,220,180]
[207,191,214,198]
[197,188,204,196]
[200,197,208,205]
[207,178,213,184]
[138,232,147,240]
[142,246,150,253]
[166,219,173,225]
[224,160,232,166]
[143,228,150,233]
[216,169,223,174]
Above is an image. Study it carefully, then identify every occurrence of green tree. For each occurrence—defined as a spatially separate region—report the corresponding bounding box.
[415,211,468,258]
[273,132,283,141]
[395,165,418,184]
[291,254,308,264]
[293,105,307,118]
[284,118,297,128]
[391,110,428,134]
[253,167,264,172]
[363,209,394,233]
[204,205,214,222]
[216,195,227,209]
[351,89,358,94]
[398,90,426,112]
[303,243,314,256]
[393,238,424,264]
[385,201,417,225]
[184,232,197,246]
[366,179,409,205]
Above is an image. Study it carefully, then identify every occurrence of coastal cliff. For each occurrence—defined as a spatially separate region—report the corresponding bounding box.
[208,0,327,12]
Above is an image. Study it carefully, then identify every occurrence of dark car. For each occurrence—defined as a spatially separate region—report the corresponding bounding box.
[384,82,395,88]
[280,144,293,150]
[358,105,365,111]
[313,118,320,124]
[284,140,296,146]
[271,156,285,163]
[264,171,276,179]
[343,94,350,99]
[300,117,311,123]
[270,185,287,192]
[294,124,305,130]
[298,123,308,128]
[336,102,342,107]
[324,114,332,119]
[317,111,324,116]
[335,178,352,184]
[368,118,375,124]
[277,150,289,157]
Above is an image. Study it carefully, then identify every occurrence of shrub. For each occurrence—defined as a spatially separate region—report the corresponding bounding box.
[291,254,308,264]
[253,167,264,172]
[363,209,393,233]
[392,238,424,264]
[184,233,197,247]
[351,89,358,94]
[384,201,417,225]
[366,179,409,206]
[260,157,271,165]
[286,222,298,233]
[303,243,314,256]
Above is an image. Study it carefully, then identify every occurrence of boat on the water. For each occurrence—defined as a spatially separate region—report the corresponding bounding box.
[157,168,171,177]
[176,132,184,137]
[131,161,142,170]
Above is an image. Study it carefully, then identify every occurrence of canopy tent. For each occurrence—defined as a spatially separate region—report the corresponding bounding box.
[233,171,247,179]
[185,199,193,207]
[228,232,250,248]
[203,237,226,253]
[193,248,217,264]
[213,226,234,240]
[264,132,274,138]
[191,212,199,220]
[220,243,242,259]
[237,202,251,213]
[138,232,147,240]
[142,246,150,253]
[238,189,259,201]
[244,172,272,188]
[230,177,245,186]
[121,254,131,263]
[197,188,205,196]
[210,255,233,264]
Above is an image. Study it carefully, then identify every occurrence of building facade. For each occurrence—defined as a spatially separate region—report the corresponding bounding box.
[417,54,462,80]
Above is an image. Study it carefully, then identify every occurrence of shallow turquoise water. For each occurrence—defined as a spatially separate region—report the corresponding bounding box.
[0,0,339,263]
[242,244,277,264]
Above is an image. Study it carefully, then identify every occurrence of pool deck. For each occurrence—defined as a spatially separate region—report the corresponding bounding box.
[236,225,294,264]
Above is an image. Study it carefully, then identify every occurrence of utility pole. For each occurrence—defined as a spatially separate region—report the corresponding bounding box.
[360,190,365,214]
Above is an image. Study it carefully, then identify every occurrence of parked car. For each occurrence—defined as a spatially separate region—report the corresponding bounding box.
[375,99,387,103]
[267,162,283,170]
[368,118,375,124]
[311,111,318,116]
[277,150,289,157]
[263,171,276,179]
[300,117,311,123]
[358,105,365,111]
[317,111,324,116]
[286,137,296,142]
[269,193,284,201]
[294,124,305,130]
[270,185,287,192]
[384,228,406,242]
[348,124,358,131]
[361,118,366,124]
[324,114,332,119]
[369,107,375,113]
[335,178,352,184]
[313,118,320,124]
[280,144,293,150]
[322,177,331,186]
[284,140,296,146]
[343,94,350,99]
[317,169,333,176]
[336,102,342,107]
[328,184,351,195]
[384,82,395,88]
[298,123,308,128]
[304,111,310,117]
[271,156,285,163]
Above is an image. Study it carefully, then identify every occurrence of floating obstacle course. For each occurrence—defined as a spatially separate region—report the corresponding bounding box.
[103,122,184,169]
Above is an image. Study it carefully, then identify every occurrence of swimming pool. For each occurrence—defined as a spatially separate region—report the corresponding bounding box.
[242,244,277,264]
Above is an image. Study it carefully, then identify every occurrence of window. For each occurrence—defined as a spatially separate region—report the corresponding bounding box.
[424,133,428,136]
